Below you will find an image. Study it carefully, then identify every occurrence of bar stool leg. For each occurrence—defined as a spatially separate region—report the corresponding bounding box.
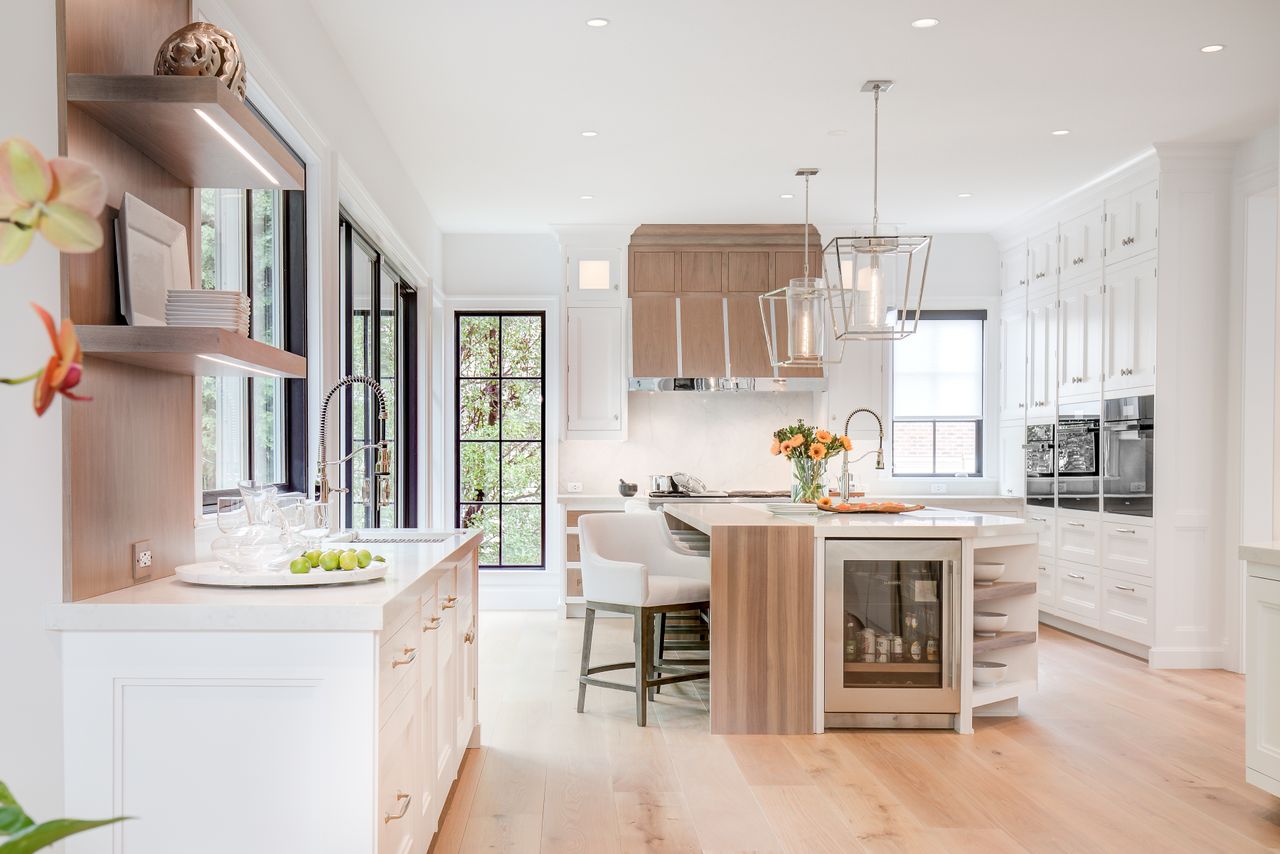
[653,612,666,696]
[635,608,654,726]
[577,606,596,713]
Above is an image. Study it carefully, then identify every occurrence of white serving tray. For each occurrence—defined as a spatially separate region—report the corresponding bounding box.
[175,560,389,588]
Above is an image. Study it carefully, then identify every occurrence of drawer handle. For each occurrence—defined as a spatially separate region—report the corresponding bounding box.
[391,647,417,668]
[1067,573,1086,580]
[384,791,412,823]
[1038,565,1049,573]
[1065,521,1086,528]
[1031,516,1047,523]
[423,616,442,631]
[464,628,476,645]
[1114,585,1136,592]
[441,595,459,610]
[1114,528,1137,535]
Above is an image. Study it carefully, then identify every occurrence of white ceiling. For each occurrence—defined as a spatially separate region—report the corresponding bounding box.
[307,0,1280,235]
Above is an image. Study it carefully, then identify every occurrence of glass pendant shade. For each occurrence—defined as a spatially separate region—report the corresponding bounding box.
[786,276,827,361]
[826,227,931,341]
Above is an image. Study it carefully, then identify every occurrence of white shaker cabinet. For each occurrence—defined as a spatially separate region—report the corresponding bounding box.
[1104,256,1158,391]
[565,305,626,437]
[997,423,1025,497]
[1059,207,1104,282]
[1105,180,1158,265]
[1026,286,1058,420]
[1029,227,1058,285]
[1000,243,1028,296]
[1245,560,1280,798]
[998,295,1027,422]
[1057,277,1104,400]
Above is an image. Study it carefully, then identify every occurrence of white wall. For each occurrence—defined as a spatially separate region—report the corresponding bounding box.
[0,1,65,819]
[442,234,560,297]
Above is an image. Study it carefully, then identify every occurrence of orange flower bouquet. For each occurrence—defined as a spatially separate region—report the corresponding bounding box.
[771,420,849,503]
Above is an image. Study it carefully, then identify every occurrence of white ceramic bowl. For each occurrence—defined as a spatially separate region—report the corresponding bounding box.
[973,660,1008,685]
[974,562,1005,584]
[973,611,1009,634]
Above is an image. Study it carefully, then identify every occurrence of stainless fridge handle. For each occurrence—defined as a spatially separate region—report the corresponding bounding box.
[950,559,961,690]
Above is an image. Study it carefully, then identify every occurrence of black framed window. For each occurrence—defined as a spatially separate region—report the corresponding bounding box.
[198,185,307,509]
[339,215,418,529]
[455,312,545,569]
[891,310,986,477]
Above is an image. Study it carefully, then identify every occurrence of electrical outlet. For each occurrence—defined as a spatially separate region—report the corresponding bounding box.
[132,540,153,581]
[566,482,584,493]
[930,483,946,494]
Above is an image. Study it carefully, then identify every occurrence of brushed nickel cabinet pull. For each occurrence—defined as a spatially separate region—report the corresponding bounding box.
[1114,585,1136,592]
[391,647,417,668]
[1065,521,1086,527]
[1114,528,1137,535]
[1067,572,1086,580]
[384,792,411,823]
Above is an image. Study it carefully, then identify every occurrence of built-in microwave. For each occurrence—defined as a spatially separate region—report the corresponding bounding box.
[1103,395,1154,517]
[1057,401,1101,511]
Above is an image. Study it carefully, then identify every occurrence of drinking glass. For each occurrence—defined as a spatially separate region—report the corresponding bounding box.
[216,497,248,534]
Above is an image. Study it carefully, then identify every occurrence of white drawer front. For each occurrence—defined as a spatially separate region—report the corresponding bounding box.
[1057,561,1101,625]
[1037,559,1056,609]
[1027,511,1055,556]
[379,690,421,854]
[380,609,421,712]
[1101,573,1153,645]
[1101,522,1154,579]
[1057,516,1101,564]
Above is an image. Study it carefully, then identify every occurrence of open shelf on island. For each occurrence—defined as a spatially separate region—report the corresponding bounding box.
[78,326,306,378]
[66,75,305,190]
[972,679,1037,708]
[972,631,1037,654]
[973,581,1038,603]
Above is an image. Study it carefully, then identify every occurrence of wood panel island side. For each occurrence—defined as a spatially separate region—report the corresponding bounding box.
[661,503,1045,735]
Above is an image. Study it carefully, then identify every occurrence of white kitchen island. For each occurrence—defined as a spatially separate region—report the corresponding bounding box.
[46,531,480,854]
[1240,543,1280,799]
[661,503,1044,735]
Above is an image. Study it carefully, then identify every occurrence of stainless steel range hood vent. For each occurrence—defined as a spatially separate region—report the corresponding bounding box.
[628,376,826,392]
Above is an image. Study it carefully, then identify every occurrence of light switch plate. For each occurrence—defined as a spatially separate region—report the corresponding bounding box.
[566,482,584,493]
[930,483,946,494]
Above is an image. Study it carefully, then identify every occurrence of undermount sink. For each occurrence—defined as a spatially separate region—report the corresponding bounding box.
[329,528,456,544]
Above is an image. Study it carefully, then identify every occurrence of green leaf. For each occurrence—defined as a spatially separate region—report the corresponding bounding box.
[0,817,128,854]
[0,782,34,836]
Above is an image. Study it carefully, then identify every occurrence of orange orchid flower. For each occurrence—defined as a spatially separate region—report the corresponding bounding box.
[0,137,107,264]
[1,303,91,416]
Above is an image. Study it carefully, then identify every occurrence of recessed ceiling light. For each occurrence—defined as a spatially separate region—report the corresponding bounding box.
[780,193,795,199]
[957,193,973,198]
[1200,43,1225,53]
[580,130,598,137]
[911,17,940,28]
[579,194,594,200]
[585,17,609,28]
[1051,129,1071,136]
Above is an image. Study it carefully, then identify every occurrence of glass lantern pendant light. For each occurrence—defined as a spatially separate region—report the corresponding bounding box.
[758,169,843,367]
[825,80,932,341]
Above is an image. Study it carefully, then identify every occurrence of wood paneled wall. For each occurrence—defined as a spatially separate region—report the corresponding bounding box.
[60,0,196,600]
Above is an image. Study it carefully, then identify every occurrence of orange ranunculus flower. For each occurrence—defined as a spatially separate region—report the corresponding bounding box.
[840,435,853,452]
[817,496,832,508]
[1,303,91,416]
[808,442,826,461]
[0,137,107,264]
[770,438,781,456]
[816,429,833,443]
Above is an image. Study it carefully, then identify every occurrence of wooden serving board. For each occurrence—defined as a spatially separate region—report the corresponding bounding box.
[817,503,926,514]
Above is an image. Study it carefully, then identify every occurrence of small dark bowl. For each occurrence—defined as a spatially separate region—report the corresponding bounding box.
[618,480,639,497]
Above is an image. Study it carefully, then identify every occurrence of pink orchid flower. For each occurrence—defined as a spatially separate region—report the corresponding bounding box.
[0,137,107,264]
[1,303,91,416]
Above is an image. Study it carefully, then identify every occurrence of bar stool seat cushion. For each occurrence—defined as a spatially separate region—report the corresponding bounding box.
[644,574,711,607]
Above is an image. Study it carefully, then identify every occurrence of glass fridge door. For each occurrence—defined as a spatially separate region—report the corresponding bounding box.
[839,559,944,688]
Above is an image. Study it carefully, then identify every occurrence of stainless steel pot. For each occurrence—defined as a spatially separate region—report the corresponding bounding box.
[649,474,675,493]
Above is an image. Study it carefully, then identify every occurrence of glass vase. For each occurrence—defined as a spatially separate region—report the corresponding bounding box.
[791,457,827,504]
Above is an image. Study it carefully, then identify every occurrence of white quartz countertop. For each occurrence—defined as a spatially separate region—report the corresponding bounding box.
[46,531,480,632]
[1240,543,1280,581]
[663,503,1043,539]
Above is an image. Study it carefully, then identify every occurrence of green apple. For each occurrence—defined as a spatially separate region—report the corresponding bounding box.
[319,551,341,571]
[356,549,373,568]
[339,551,359,571]
[304,550,322,568]
[373,554,386,563]
[289,557,312,575]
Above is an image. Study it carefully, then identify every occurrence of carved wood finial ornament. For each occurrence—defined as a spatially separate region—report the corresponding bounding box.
[153,22,246,100]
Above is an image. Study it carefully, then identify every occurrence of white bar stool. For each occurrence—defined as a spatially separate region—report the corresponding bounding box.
[577,512,710,726]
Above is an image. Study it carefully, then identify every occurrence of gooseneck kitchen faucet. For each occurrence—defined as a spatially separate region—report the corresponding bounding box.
[840,408,885,501]
[316,375,392,505]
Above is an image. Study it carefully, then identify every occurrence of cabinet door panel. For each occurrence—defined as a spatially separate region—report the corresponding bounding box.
[418,593,440,835]
[1129,180,1158,257]
[1060,208,1103,281]
[566,306,623,432]
[1027,290,1057,418]
[1101,574,1153,644]
[1029,228,1057,283]
[631,251,676,293]
[631,296,677,377]
[999,300,1027,421]
[1246,576,1280,785]
[679,295,727,377]
[1001,244,1028,296]
[679,251,724,292]
[380,691,421,854]
[1105,192,1131,263]
[1058,278,1103,398]
[1057,561,1101,625]
[1104,259,1157,391]
[998,423,1025,496]
[727,251,771,292]
[726,295,772,376]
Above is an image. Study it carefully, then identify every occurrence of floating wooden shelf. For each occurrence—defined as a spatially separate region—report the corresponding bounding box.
[972,631,1037,654]
[78,326,306,378]
[972,581,1038,603]
[66,74,304,190]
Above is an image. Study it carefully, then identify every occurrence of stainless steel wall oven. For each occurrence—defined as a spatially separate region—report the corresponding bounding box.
[1102,395,1154,517]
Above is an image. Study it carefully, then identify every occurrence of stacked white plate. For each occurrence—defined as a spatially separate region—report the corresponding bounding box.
[165,289,250,335]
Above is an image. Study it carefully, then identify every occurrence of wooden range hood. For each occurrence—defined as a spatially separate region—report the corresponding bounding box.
[627,224,826,390]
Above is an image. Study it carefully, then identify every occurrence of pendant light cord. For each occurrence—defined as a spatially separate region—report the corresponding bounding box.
[872,83,880,236]
[803,172,811,277]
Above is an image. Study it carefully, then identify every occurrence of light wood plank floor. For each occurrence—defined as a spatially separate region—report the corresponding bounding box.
[432,613,1280,853]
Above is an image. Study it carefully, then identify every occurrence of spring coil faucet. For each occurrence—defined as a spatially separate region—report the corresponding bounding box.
[316,375,392,504]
